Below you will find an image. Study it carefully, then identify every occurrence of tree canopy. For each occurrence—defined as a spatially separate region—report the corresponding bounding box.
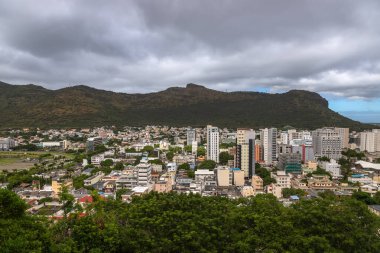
[1,189,380,252]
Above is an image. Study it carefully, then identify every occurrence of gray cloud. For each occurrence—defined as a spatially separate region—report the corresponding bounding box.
[0,0,380,98]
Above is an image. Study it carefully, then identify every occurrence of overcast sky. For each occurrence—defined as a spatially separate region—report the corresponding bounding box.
[0,0,379,122]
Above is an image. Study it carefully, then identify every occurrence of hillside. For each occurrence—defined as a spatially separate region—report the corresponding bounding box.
[0,81,372,130]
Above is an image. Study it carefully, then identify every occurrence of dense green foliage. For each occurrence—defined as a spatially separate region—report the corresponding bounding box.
[178,163,194,178]
[219,151,234,165]
[197,160,216,170]
[282,188,307,198]
[342,149,366,160]
[352,190,380,205]
[13,143,40,151]
[1,189,380,252]
[197,146,206,156]
[255,164,276,186]
[0,82,372,129]
[0,189,51,252]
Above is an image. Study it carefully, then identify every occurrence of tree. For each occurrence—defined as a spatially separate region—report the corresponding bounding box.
[73,174,90,189]
[255,164,276,186]
[352,190,376,205]
[13,143,39,151]
[59,186,75,217]
[184,145,192,153]
[197,146,206,156]
[219,151,233,165]
[198,160,216,170]
[142,145,154,155]
[149,159,163,165]
[169,146,182,154]
[113,162,124,170]
[317,156,330,162]
[101,159,113,167]
[220,142,235,149]
[313,166,332,179]
[282,188,307,198]
[178,163,190,170]
[116,189,131,200]
[0,189,27,219]
[166,151,174,161]
[0,189,52,252]
[373,191,380,204]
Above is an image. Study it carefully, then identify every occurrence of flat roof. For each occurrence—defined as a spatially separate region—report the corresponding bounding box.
[195,169,214,175]
[355,161,380,171]
[132,186,149,193]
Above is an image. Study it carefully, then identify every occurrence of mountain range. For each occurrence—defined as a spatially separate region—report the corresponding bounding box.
[0,81,373,130]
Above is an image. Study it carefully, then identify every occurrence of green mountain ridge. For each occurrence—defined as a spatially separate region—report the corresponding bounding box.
[0,81,373,130]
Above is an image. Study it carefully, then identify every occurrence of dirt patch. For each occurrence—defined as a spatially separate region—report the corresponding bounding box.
[0,161,35,171]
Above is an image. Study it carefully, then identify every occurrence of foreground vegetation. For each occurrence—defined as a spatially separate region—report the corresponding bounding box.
[1,189,380,252]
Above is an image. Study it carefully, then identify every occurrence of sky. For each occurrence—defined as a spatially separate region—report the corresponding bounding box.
[0,0,379,123]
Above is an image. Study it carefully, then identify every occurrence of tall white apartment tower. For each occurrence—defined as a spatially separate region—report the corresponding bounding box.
[187,128,196,145]
[236,129,256,178]
[261,128,277,164]
[206,125,219,163]
[374,129,380,152]
[359,131,376,152]
[334,127,349,149]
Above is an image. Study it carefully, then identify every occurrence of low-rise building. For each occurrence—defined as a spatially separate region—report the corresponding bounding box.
[322,159,341,178]
[271,171,291,188]
[251,175,264,191]
[91,154,105,166]
[308,175,336,191]
[51,178,73,197]
[84,172,105,186]
[240,186,255,197]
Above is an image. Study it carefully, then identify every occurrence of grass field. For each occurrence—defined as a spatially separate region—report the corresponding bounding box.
[0,151,75,171]
[0,157,35,171]
[0,157,20,165]
[0,151,75,159]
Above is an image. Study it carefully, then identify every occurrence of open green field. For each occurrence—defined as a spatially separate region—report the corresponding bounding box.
[0,151,75,159]
[0,151,75,171]
[0,158,35,171]
[0,157,20,165]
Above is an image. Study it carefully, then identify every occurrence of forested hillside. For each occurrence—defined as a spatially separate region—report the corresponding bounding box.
[0,81,372,130]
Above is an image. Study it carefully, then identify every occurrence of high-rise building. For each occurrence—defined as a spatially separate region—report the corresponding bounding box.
[254,139,263,163]
[187,128,196,145]
[334,127,349,149]
[359,131,376,152]
[374,129,380,152]
[261,128,277,164]
[236,128,256,178]
[206,125,219,163]
[312,128,342,160]
[280,132,289,145]
[191,140,198,155]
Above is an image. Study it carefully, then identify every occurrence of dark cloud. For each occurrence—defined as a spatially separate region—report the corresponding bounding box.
[0,0,380,99]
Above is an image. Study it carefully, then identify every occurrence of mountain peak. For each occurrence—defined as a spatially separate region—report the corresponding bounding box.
[186,83,207,89]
